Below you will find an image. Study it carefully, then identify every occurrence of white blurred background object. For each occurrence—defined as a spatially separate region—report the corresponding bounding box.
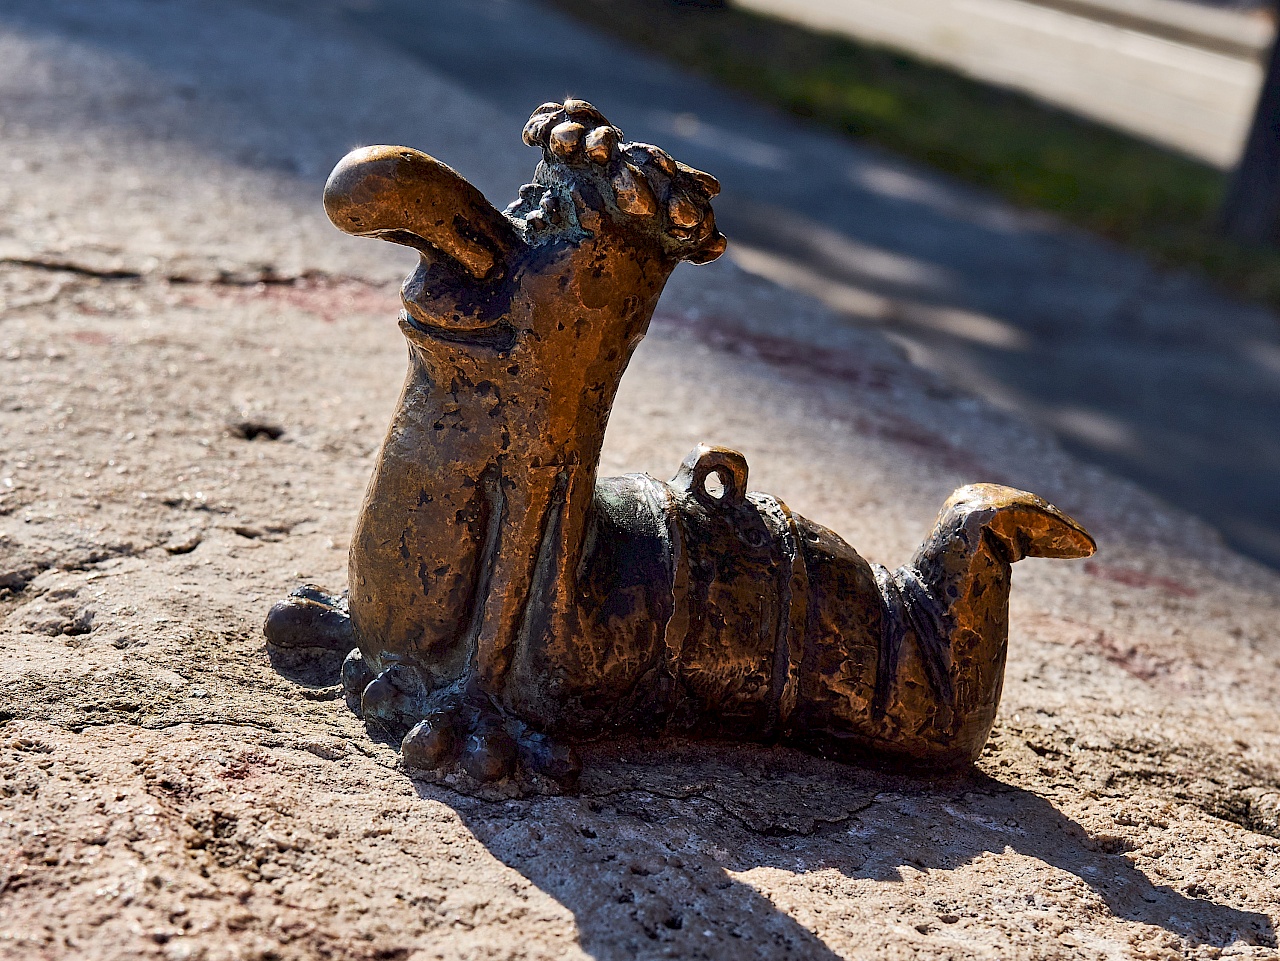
[732,0,1275,167]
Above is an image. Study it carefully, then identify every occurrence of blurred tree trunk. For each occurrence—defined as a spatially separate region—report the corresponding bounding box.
[1222,17,1280,244]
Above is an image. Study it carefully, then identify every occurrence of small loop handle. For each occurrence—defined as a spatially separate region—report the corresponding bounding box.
[671,444,749,510]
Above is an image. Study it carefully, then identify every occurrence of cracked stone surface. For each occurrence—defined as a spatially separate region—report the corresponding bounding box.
[0,1,1278,959]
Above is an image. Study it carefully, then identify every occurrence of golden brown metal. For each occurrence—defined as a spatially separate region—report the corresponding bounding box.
[265,100,1097,791]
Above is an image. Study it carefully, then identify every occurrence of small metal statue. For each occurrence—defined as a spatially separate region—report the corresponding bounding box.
[265,100,1096,791]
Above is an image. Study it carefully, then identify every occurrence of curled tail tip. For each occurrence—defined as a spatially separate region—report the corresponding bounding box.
[944,483,1096,562]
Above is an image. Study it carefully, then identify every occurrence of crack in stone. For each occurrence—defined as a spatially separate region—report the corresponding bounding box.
[0,256,352,289]
[0,257,144,281]
[0,541,145,597]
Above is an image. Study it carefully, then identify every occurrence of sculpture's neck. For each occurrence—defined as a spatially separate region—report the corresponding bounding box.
[552,275,684,657]
[395,244,676,690]
[524,269,671,597]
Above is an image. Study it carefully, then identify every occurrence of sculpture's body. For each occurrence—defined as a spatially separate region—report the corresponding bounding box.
[266,101,1096,791]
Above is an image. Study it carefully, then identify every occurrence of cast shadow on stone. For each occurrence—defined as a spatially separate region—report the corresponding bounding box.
[422,741,1275,959]
[265,644,347,690]
[262,653,1276,951]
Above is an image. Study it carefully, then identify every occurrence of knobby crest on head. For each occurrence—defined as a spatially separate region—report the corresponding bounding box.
[522,99,727,265]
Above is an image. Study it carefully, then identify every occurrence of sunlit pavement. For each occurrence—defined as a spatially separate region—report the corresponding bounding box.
[734,0,1267,168]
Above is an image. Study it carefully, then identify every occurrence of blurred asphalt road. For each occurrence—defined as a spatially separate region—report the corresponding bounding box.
[10,0,1280,570]
[734,0,1266,167]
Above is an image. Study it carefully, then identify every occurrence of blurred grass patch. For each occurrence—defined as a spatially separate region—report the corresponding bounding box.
[549,0,1280,308]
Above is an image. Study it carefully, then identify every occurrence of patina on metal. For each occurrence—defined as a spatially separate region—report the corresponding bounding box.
[265,99,1097,792]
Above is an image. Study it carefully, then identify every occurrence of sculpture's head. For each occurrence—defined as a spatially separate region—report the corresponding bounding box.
[515,99,726,267]
[322,98,725,291]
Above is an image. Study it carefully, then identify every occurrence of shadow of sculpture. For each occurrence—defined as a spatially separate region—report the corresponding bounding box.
[265,643,347,689]
[267,648,1276,954]
[425,741,1276,959]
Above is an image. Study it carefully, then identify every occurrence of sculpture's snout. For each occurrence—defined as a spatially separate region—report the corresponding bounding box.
[939,484,1097,562]
[324,145,520,280]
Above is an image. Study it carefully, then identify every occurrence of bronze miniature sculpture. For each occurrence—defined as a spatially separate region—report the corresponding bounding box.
[265,99,1096,791]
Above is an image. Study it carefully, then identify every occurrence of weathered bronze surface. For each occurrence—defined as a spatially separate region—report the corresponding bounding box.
[265,99,1097,792]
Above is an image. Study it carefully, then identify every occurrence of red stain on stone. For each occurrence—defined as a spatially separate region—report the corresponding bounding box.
[243,277,398,324]
[1083,560,1197,598]
[653,311,1006,481]
[1077,630,1176,682]
[654,311,900,388]
[69,330,113,344]
[176,275,398,324]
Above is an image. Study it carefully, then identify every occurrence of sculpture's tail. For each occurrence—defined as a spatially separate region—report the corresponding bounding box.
[923,484,1097,566]
[873,484,1095,766]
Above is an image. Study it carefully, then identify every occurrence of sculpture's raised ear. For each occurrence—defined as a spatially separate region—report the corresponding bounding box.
[324,146,522,281]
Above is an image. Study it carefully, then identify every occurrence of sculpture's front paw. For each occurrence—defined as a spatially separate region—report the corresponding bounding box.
[341,653,580,793]
[402,692,581,787]
[263,585,353,651]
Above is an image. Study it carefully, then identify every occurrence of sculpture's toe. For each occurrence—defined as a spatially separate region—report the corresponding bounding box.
[460,722,518,782]
[382,682,578,791]
[401,712,457,770]
[360,673,403,732]
[358,664,425,740]
[341,648,373,711]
